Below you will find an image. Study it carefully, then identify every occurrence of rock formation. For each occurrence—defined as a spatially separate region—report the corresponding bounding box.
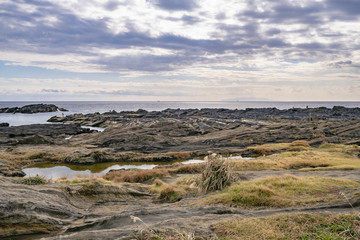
[0,104,68,114]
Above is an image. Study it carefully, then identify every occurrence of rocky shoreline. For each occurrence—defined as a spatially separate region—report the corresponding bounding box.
[1,106,360,239]
[0,106,359,165]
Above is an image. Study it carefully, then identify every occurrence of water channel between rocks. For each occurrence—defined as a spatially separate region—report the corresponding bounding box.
[23,156,252,180]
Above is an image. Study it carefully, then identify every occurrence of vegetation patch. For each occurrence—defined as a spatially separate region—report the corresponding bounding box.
[199,175,360,208]
[57,176,112,185]
[166,151,192,159]
[246,142,304,156]
[104,169,170,183]
[213,213,360,240]
[150,177,200,202]
[231,143,360,171]
[21,175,47,185]
[168,163,204,174]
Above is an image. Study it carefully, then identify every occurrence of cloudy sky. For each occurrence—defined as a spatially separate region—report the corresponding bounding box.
[0,0,359,101]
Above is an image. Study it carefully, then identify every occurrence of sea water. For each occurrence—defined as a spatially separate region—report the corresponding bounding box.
[1,101,360,126]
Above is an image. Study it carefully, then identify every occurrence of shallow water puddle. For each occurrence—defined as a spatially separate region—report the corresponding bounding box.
[23,159,206,180]
[22,155,250,180]
[81,125,106,132]
[23,161,163,180]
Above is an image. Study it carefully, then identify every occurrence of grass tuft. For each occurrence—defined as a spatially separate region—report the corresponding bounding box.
[150,177,200,202]
[21,175,47,185]
[201,154,233,193]
[159,187,181,202]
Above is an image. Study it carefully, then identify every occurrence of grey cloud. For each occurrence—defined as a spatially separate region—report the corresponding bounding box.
[41,89,66,93]
[296,42,326,50]
[326,0,360,16]
[240,2,325,25]
[152,0,198,11]
[163,14,202,25]
[104,0,124,11]
[329,60,356,69]
[265,28,281,36]
[215,13,226,20]
[181,15,201,25]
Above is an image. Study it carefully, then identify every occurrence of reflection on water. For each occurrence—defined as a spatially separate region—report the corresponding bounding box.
[225,155,253,160]
[23,155,251,180]
[81,126,105,132]
[181,159,205,164]
[23,161,162,180]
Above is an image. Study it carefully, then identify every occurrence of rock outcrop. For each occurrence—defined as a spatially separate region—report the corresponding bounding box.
[0,103,68,114]
[0,177,151,239]
[0,124,90,138]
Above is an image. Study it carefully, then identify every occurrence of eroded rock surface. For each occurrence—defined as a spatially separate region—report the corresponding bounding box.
[0,124,91,145]
[0,177,151,239]
[54,107,360,153]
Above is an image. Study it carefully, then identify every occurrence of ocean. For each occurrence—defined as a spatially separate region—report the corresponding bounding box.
[1,101,360,126]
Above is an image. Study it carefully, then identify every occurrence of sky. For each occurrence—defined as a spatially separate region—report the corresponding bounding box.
[0,0,360,101]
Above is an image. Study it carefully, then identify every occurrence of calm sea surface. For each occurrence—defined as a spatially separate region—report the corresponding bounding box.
[1,101,360,126]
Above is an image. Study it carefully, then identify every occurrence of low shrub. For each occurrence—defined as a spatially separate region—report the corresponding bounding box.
[159,187,181,202]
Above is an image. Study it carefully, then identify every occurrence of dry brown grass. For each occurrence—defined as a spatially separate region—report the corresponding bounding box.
[0,145,90,166]
[104,169,170,183]
[168,163,204,174]
[201,155,233,193]
[246,140,311,156]
[166,152,192,159]
[56,176,113,185]
[214,213,360,240]
[247,143,293,155]
[150,177,200,202]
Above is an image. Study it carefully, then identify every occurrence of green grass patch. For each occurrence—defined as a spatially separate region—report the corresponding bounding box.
[214,213,360,240]
[199,175,360,208]
[21,175,47,185]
